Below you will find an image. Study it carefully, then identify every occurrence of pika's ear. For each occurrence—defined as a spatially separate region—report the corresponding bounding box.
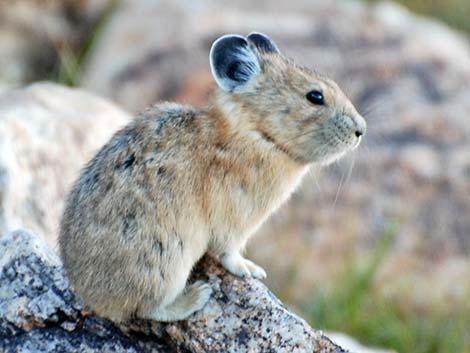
[247,32,280,54]
[210,34,261,92]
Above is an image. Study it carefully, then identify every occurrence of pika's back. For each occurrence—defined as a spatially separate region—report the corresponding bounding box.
[61,103,201,212]
[59,103,214,320]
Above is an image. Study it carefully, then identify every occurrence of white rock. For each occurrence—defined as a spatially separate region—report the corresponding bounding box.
[0,82,131,245]
[328,332,397,353]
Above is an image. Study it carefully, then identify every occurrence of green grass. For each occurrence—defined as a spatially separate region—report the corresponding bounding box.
[302,227,470,353]
[52,0,119,86]
[367,0,470,35]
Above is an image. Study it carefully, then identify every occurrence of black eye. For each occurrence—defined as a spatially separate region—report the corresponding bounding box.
[306,90,324,105]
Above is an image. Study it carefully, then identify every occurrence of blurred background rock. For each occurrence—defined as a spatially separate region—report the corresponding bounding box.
[0,1,469,352]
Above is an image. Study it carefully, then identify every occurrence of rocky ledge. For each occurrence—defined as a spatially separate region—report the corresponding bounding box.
[0,229,346,353]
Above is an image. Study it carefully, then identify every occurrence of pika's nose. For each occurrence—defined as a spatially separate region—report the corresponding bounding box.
[353,114,366,138]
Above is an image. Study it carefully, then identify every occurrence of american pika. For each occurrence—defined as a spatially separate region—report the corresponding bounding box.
[59,33,366,323]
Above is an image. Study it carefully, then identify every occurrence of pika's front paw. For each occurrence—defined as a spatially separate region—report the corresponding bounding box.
[220,253,267,279]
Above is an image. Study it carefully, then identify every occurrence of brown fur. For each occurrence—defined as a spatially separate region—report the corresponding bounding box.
[59,36,366,323]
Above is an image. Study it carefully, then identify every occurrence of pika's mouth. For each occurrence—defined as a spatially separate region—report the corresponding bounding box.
[353,134,362,149]
[315,124,363,166]
[337,114,365,151]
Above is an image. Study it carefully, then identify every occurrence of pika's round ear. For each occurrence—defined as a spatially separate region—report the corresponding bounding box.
[210,34,261,92]
[247,32,280,54]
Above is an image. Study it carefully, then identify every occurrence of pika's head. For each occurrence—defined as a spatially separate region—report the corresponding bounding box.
[210,33,366,165]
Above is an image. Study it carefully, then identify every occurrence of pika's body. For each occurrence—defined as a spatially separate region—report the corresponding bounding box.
[59,33,366,323]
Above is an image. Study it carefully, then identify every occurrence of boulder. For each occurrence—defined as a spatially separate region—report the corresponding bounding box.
[0,82,131,246]
[0,229,347,353]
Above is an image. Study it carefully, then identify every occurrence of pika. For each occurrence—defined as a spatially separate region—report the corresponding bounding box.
[59,33,366,323]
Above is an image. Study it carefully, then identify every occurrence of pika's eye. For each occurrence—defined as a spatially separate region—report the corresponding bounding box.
[306,90,324,105]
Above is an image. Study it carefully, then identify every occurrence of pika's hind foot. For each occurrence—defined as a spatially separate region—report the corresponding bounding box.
[220,252,267,279]
[181,281,213,312]
[143,281,212,322]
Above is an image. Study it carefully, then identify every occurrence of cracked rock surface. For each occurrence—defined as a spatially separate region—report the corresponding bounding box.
[0,229,346,353]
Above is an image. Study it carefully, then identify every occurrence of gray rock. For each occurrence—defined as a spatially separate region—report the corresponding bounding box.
[0,82,131,246]
[0,229,348,353]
